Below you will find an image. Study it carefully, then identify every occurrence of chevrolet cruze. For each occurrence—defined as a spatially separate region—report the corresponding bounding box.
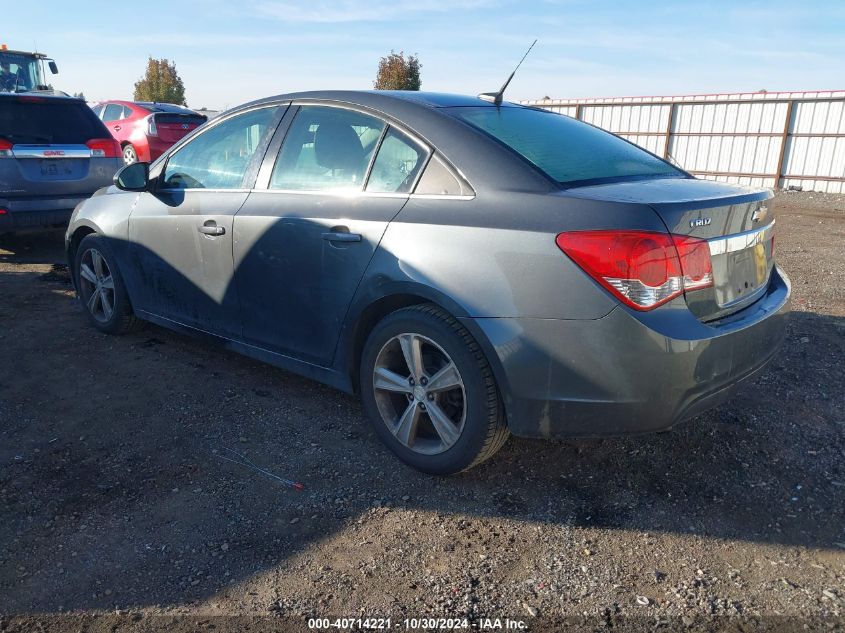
[65,91,790,474]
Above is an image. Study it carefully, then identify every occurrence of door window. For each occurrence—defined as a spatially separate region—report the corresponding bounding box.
[162,106,278,190]
[102,103,125,122]
[365,128,428,193]
[270,106,384,192]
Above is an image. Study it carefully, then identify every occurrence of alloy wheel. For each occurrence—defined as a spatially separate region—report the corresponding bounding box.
[372,333,466,455]
[123,145,137,165]
[78,248,116,323]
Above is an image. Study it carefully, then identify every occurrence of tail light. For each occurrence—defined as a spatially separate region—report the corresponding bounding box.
[0,139,12,158]
[86,138,121,158]
[556,230,714,311]
[146,115,158,137]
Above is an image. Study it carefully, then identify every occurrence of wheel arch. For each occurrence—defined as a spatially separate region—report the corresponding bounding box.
[66,223,100,288]
[339,283,515,430]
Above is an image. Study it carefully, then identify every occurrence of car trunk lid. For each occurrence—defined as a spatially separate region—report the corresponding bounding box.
[566,177,775,321]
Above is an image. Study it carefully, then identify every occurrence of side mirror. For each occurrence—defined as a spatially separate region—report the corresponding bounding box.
[114,162,150,192]
[48,61,59,74]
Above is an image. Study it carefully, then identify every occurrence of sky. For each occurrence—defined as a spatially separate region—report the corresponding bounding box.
[4,0,845,109]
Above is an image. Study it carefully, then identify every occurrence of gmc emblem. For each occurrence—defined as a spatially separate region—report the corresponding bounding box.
[689,217,712,228]
[43,150,65,157]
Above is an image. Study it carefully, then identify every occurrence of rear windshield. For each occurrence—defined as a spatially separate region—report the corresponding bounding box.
[0,97,108,144]
[448,106,683,186]
[137,102,197,114]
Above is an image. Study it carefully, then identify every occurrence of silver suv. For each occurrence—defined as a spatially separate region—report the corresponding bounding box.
[0,93,122,231]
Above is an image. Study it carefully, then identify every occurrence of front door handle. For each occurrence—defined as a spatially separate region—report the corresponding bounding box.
[322,231,361,243]
[198,221,225,236]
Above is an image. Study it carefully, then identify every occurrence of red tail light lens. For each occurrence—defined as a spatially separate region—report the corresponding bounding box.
[556,230,714,311]
[0,138,12,158]
[86,138,121,158]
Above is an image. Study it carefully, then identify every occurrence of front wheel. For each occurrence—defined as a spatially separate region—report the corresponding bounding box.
[360,304,509,474]
[74,234,143,334]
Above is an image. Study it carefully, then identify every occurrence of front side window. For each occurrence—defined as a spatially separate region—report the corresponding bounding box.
[366,129,428,193]
[162,106,278,190]
[270,106,384,192]
[448,106,683,187]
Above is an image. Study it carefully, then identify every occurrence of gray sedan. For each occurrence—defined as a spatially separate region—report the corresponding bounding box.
[65,91,790,474]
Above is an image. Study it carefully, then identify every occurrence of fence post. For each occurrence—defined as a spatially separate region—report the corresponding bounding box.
[575,104,582,120]
[663,103,676,159]
[774,100,795,190]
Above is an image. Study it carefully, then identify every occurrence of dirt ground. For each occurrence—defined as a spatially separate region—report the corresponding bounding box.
[0,191,843,632]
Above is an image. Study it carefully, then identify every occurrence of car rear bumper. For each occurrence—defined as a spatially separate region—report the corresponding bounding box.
[0,196,91,230]
[468,265,791,438]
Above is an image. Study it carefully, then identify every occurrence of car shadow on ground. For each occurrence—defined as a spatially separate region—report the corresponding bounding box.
[0,235,842,614]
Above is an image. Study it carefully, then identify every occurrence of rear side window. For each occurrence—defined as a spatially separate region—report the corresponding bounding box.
[0,98,109,144]
[415,154,469,196]
[270,106,384,191]
[366,129,428,194]
[449,106,683,186]
[162,106,278,190]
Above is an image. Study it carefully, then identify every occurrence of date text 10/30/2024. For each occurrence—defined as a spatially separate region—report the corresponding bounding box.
[307,618,529,630]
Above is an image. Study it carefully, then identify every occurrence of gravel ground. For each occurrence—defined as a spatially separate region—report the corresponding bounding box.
[0,191,843,632]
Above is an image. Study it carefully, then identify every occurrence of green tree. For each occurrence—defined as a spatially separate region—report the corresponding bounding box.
[373,51,421,91]
[133,57,186,105]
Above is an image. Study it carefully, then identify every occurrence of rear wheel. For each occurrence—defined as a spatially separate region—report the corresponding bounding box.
[360,304,508,474]
[122,144,138,165]
[75,234,142,334]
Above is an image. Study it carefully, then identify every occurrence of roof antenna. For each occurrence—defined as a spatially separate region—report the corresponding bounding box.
[479,39,537,106]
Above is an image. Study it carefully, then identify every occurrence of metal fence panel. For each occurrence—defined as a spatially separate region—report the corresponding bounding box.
[523,90,845,193]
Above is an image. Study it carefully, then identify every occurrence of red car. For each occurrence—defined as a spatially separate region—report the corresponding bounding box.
[91,100,207,165]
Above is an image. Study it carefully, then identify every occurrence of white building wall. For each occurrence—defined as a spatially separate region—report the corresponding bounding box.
[523,90,845,194]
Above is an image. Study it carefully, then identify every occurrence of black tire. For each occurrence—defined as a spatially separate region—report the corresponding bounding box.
[360,304,509,474]
[74,234,143,335]
[122,144,138,165]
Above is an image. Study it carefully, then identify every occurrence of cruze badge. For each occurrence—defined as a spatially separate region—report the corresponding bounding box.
[689,217,711,228]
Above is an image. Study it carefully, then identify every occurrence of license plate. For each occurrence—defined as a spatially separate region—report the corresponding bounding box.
[40,161,60,176]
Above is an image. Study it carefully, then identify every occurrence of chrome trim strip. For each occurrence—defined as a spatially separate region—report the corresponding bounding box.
[248,188,410,199]
[156,188,252,194]
[153,188,474,200]
[409,193,475,201]
[707,219,775,256]
[12,145,91,159]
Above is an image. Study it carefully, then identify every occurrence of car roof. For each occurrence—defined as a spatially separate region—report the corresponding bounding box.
[236,90,522,114]
[0,91,84,103]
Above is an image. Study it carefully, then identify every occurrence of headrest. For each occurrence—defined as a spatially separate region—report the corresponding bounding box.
[314,121,364,171]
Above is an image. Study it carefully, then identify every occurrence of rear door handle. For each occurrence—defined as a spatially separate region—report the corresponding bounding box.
[198,221,225,236]
[113,125,121,132]
[322,231,362,243]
